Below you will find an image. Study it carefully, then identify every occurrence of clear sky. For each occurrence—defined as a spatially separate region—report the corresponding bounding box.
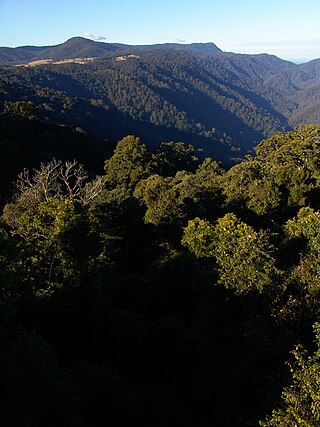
[1,0,320,63]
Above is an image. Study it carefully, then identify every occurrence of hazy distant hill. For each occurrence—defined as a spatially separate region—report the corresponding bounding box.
[0,38,123,65]
[0,37,222,64]
[0,37,319,163]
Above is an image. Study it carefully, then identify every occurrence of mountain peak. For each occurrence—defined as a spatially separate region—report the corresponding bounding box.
[63,36,95,45]
[188,42,222,52]
[34,36,120,60]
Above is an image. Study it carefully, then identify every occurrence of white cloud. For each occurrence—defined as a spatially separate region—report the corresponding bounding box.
[176,38,187,43]
[84,32,107,41]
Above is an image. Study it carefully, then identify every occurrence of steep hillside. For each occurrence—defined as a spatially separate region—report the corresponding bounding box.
[0,38,320,164]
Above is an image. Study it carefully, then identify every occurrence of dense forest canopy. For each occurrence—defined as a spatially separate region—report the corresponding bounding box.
[2,107,320,425]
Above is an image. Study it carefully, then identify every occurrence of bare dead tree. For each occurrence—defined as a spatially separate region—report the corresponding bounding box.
[15,159,62,207]
[13,159,104,208]
[58,160,88,199]
[80,175,106,205]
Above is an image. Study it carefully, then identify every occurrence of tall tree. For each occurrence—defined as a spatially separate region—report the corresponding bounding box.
[104,135,152,192]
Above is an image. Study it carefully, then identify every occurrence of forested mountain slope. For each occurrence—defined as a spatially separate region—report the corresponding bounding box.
[0,37,222,63]
[0,37,320,163]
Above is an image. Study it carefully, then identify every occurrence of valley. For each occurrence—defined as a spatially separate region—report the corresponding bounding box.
[1,37,319,165]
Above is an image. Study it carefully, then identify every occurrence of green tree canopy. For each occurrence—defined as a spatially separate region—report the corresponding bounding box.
[261,323,320,427]
[154,141,199,176]
[104,135,153,192]
[4,100,39,120]
[222,125,320,216]
[182,213,277,294]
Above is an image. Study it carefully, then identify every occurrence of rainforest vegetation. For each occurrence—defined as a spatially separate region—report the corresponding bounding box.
[1,106,320,426]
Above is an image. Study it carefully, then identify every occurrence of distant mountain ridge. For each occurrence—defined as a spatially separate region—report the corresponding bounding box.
[0,37,320,164]
[0,37,222,64]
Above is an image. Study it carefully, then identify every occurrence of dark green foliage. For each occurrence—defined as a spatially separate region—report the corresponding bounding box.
[88,188,155,271]
[0,328,80,426]
[104,135,153,192]
[4,100,38,119]
[3,118,320,425]
[182,213,278,294]
[261,324,320,426]
[223,124,320,217]
[213,213,277,294]
[154,141,199,175]
[66,363,140,427]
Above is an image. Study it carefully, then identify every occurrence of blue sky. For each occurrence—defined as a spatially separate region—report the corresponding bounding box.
[1,0,320,62]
